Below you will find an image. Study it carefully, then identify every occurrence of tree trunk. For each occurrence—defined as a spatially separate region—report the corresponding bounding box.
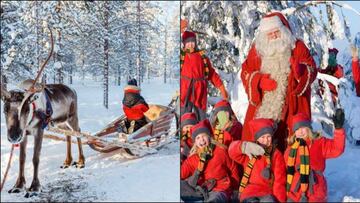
[137,1,141,86]
[164,27,167,84]
[103,1,109,109]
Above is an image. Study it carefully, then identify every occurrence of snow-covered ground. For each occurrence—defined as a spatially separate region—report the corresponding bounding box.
[1,77,180,202]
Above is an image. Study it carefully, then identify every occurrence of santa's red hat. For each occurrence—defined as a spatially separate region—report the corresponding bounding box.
[249,118,275,141]
[182,31,196,44]
[291,113,312,132]
[181,112,198,128]
[190,119,213,142]
[329,48,339,56]
[258,12,291,33]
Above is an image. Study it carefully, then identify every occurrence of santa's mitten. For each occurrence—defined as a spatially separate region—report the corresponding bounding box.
[292,67,311,96]
[259,74,277,91]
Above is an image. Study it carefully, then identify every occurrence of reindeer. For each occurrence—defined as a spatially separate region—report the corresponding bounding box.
[0,28,85,198]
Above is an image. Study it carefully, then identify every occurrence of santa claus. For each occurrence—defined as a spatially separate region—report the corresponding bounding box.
[241,12,317,152]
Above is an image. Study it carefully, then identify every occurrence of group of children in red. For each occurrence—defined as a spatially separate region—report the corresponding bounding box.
[180,101,346,203]
[179,12,354,203]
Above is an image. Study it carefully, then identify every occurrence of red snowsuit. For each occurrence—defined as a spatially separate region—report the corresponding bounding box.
[228,141,287,202]
[352,59,360,96]
[318,64,344,101]
[181,145,240,198]
[180,51,224,111]
[284,128,346,202]
[122,85,149,121]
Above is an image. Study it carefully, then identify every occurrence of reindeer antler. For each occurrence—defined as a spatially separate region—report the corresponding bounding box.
[30,26,54,91]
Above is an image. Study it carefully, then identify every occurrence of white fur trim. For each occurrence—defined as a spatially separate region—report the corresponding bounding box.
[258,15,284,33]
[248,71,260,106]
[124,85,141,91]
[297,64,312,96]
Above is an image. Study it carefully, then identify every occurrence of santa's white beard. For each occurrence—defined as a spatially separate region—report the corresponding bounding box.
[254,29,295,121]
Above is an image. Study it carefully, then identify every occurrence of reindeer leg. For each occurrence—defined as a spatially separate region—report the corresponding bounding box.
[75,137,85,168]
[8,135,27,193]
[61,135,73,169]
[25,130,43,198]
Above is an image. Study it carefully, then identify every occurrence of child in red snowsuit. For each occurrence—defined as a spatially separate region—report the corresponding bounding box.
[284,110,346,202]
[181,119,239,202]
[210,100,243,147]
[229,118,286,202]
[122,78,149,133]
[180,112,198,162]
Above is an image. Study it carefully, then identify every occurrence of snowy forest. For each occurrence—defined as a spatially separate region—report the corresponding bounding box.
[181,1,360,201]
[1,1,180,108]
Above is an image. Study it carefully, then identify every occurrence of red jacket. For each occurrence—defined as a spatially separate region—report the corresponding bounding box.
[284,129,345,202]
[122,85,149,120]
[180,51,224,110]
[318,64,344,97]
[181,145,239,197]
[241,40,317,150]
[352,59,360,96]
[229,141,286,202]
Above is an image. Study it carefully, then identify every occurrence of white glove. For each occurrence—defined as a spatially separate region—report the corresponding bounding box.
[241,141,265,159]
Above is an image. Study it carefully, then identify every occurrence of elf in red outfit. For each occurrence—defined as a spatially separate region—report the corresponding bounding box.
[209,100,243,147]
[181,119,239,202]
[284,110,346,202]
[318,48,345,104]
[181,31,228,121]
[351,45,360,97]
[229,118,286,202]
[181,112,198,162]
[241,12,317,152]
[122,78,149,133]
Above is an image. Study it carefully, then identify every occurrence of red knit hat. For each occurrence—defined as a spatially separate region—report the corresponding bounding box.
[181,112,198,129]
[249,118,275,141]
[210,100,234,124]
[190,119,213,142]
[329,48,339,56]
[259,12,292,33]
[291,113,312,132]
[182,31,196,44]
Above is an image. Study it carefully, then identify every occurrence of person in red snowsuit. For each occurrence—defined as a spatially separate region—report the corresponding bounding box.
[181,31,228,121]
[240,12,317,152]
[181,119,239,202]
[284,110,345,202]
[229,118,286,202]
[122,78,149,133]
[180,112,198,162]
[209,100,243,147]
[318,48,344,104]
[352,45,360,97]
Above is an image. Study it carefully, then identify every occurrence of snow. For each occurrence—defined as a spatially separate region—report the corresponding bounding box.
[1,77,179,202]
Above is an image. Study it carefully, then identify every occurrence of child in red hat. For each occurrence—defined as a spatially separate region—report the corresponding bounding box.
[181,30,228,121]
[228,118,286,202]
[284,109,346,202]
[210,100,243,147]
[181,119,239,202]
[180,112,198,162]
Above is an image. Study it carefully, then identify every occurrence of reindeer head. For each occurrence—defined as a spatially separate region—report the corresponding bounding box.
[1,85,26,144]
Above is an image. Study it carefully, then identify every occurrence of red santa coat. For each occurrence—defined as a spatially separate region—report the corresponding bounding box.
[353,59,360,96]
[284,129,345,202]
[180,51,224,111]
[241,40,317,149]
[318,64,344,98]
[228,141,287,202]
[181,145,239,197]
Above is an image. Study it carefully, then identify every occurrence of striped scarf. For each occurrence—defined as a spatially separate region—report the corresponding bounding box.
[239,146,272,193]
[213,129,225,144]
[181,131,191,142]
[197,144,214,172]
[180,49,209,79]
[286,138,310,196]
